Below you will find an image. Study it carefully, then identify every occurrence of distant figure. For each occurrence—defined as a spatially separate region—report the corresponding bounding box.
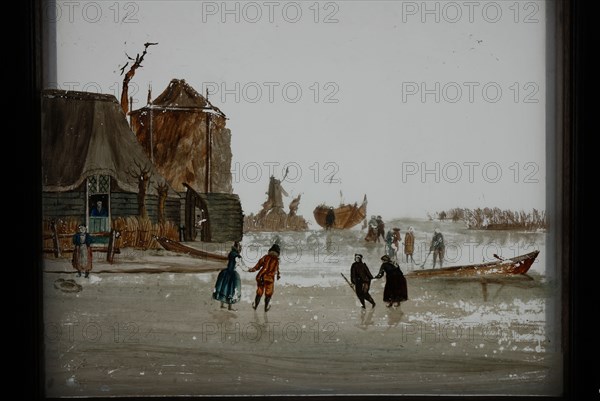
[72,224,93,278]
[365,215,378,242]
[392,228,401,256]
[325,207,336,230]
[376,215,385,243]
[430,228,445,268]
[350,254,376,309]
[374,255,408,307]
[248,244,281,311]
[404,226,415,264]
[212,242,243,310]
[90,200,108,217]
[385,229,395,259]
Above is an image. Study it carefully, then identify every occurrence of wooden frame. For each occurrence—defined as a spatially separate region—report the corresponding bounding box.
[26,0,587,398]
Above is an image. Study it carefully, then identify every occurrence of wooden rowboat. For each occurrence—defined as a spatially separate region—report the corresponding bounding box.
[154,236,228,261]
[407,250,539,278]
[313,195,368,229]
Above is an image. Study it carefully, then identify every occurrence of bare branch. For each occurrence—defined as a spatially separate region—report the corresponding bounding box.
[120,42,158,114]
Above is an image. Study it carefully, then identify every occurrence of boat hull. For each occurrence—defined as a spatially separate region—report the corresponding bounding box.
[313,197,367,229]
[407,250,539,278]
[154,236,228,261]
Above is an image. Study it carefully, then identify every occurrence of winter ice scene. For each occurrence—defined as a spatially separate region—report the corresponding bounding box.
[40,0,561,397]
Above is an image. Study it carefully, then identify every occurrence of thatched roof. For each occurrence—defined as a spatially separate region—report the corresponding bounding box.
[132,79,226,117]
[41,89,178,197]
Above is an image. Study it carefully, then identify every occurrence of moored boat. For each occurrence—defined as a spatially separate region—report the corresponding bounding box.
[407,250,539,278]
[154,236,228,261]
[313,195,367,229]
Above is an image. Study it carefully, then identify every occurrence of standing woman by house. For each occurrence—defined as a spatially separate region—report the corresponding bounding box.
[213,242,243,311]
[72,224,93,278]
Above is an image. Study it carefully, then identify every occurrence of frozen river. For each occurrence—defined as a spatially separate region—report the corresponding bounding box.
[43,219,562,397]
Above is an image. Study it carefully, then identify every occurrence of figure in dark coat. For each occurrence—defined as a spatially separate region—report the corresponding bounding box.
[385,230,395,259]
[374,255,408,307]
[350,254,376,309]
[72,224,93,278]
[325,207,336,230]
[90,200,108,217]
[430,228,445,268]
[213,242,243,310]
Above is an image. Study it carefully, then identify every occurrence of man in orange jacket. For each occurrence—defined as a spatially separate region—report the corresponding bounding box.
[248,244,281,311]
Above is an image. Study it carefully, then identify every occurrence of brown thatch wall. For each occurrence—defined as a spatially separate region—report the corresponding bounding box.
[130,79,233,194]
[131,110,232,194]
[43,216,179,252]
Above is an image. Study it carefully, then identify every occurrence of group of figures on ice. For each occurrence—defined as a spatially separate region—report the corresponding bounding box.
[366,216,447,269]
[211,242,410,311]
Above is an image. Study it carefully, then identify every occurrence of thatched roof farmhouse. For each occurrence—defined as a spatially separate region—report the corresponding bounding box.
[42,89,181,235]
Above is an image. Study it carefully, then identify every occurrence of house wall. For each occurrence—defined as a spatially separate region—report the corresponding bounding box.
[111,192,181,225]
[43,190,181,225]
[42,190,86,221]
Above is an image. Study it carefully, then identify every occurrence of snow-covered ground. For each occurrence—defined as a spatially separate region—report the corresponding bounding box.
[43,221,562,396]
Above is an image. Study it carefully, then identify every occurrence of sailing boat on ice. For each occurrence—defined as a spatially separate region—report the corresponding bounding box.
[313,194,368,229]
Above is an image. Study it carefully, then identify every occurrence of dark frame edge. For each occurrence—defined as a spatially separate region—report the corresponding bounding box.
[26,0,585,400]
[28,0,45,398]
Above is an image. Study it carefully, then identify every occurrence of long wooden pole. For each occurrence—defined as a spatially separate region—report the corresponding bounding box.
[205,113,212,193]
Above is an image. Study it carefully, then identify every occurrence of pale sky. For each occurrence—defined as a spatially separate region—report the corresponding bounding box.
[45,0,550,222]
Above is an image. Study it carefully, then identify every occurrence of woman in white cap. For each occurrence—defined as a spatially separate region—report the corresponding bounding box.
[374,255,408,307]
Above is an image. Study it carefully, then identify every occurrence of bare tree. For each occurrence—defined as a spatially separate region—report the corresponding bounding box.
[128,161,152,218]
[119,42,158,115]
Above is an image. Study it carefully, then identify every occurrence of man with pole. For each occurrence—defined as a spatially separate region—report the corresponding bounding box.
[430,228,445,268]
[345,254,376,309]
[421,228,445,268]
